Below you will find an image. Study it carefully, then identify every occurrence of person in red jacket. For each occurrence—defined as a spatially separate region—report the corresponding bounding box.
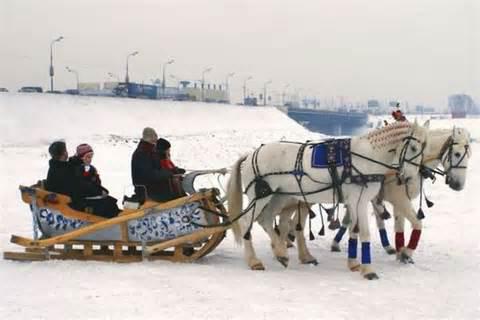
[151,138,186,201]
[392,103,407,121]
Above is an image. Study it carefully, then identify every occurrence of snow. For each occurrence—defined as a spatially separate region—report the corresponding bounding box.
[1,93,479,319]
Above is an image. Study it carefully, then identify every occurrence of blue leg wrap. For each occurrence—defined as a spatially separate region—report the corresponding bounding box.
[348,238,357,259]
[379,228,390,248]
[334,226,347,243]
[361,242,371,264]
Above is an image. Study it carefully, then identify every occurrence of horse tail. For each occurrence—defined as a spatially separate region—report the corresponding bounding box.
[227,153,248,245]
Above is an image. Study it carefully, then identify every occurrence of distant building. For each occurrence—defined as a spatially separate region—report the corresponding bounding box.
[448,94,474,118]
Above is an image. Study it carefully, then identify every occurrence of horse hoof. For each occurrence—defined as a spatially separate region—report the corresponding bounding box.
[250,263,266,271]
[364,272,379,280]
[349,264,361,272]
[331,243,341,252]
[276,256,289,268]
[302,258,318,266]
[399,252,415,264]
[385,247,396,255]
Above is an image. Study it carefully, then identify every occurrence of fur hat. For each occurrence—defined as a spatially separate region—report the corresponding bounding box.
[76,143,93,158]
[48,141,67,159]
[156,138,171,153]
[142,127,158,144]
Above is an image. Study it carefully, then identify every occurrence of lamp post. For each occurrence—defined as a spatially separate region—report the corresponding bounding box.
[161,59,175,98]
[282,84,290,106]
[243,76,252,104]
[263,80,272,106]
[125,51,139,83]
[225,72,235,103]
[170,74,179,89]
[49,36,64,92]
[65,66,79,91]
[201,66,212,102]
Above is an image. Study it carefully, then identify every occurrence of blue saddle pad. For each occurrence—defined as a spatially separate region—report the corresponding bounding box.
[311,139,351,168]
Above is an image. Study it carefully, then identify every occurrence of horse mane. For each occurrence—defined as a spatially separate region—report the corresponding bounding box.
[363,121,412,149]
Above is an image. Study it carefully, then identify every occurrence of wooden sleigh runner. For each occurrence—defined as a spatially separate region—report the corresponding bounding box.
[4,184,229,263]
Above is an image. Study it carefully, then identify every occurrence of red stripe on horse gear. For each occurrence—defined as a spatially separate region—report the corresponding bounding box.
[407,229,422,250]
[395,232,405,252]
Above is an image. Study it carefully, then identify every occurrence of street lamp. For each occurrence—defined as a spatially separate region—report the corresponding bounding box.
[49,36,64,92]
[66,66,79,91]
[243,76,253,104]
[125,51,139,83]
[108,72,120,82]
[225,72,235,103]
[282,84,290,106]
[263,80,272,106]
[161,59,175,98]
[201,66,212,102]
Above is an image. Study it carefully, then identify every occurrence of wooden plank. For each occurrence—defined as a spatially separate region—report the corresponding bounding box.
[83,243,93,256]
[120,222,129,241]
[4,251,49,261]
[145,226,227,255]
[113,243,122,258]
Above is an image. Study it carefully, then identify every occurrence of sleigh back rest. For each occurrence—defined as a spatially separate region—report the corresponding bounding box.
[19,185,107,223]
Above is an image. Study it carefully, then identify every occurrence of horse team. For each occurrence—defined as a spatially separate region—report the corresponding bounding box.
[225,120,471,280]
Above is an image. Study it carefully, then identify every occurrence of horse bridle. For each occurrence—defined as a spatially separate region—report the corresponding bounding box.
[417,130,470,183]
[440,134,470,184]
[394,134,427,177]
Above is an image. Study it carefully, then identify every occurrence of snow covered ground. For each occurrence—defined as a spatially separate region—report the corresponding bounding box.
[0,94,479,319]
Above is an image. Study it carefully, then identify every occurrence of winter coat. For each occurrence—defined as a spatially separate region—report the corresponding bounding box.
[45,159,75,196]
[69,156,105,198]
[68,156,120,218]
[148,155,187,202]
[131,140,173,201]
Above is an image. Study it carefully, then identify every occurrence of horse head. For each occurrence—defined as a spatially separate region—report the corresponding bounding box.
[393,119,429,183]
[441,127,471,191]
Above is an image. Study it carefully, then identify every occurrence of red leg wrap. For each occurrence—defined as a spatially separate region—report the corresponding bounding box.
[407,229,422,250]
[395,232,405,252]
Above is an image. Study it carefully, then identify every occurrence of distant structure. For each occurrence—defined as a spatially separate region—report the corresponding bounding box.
[448,94,474,118]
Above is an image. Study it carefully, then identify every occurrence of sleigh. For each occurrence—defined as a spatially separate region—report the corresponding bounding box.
[3,173,229,263]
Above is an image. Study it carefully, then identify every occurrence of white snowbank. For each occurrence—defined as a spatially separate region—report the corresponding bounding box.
[0,93,307,147]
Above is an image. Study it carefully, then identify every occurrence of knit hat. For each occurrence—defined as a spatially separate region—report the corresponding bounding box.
[156,138,171,153]
[142,127,158,144]
[48,141,66,159]
[76,143,93,158]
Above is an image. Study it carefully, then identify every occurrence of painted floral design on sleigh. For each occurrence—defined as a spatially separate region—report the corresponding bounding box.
[127,202,209,242]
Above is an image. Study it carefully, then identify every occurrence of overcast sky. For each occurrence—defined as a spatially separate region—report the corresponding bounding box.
[0,0,478,107]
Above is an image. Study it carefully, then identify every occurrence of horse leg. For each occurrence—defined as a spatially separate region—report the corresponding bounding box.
[258,211,290,268]
[358,199,379,280]
[331,207,350,252]
[392,204,408,262]
[294,203,318,265]
[243,237,265,270]
[399,204,422,264]
[278,205,295,248]
[373,202,395,255]
[347,225,360,272]
[239,198,271,271]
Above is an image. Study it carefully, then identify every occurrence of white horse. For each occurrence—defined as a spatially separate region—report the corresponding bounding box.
[227,121,429,279]
[329,126,472,263]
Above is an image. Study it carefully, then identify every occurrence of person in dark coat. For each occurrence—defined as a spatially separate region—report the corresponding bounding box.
[131,127,173,202]
[45,141,74,196]
[150,138,187,202]
[69,143,120,218]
